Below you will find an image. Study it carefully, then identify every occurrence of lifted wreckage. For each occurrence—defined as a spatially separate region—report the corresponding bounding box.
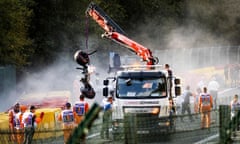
[74,2,182,142]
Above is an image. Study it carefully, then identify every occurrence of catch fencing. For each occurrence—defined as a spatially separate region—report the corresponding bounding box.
[0,87,239,144]
[1,104,239,144]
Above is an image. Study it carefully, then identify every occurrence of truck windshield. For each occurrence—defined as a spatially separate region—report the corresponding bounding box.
[117,77,167,98]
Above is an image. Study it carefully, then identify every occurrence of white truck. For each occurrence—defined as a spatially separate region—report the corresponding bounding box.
[86,2,181,142]
[102,66,181,142]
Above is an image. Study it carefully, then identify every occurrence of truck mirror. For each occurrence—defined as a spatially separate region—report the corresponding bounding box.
[174,78,180,85]
[175,86,181,96]
[103,79,109,86]
[103,87,108,96]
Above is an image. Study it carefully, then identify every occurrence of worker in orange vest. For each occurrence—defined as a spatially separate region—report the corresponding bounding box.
[73,94,89,143]
[15,105,27,144]
[73,94,89,125]
[58,102,75,144]
[198,87,213,129]
[8,103,20,142]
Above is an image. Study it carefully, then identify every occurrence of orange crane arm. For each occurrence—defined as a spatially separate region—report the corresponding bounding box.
[86,2,158,66]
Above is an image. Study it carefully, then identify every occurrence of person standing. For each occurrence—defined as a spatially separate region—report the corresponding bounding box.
[208,77,220,110]
[8,103,20,143]
[230,64,238,87]
[224,65,229,87]
[231,94,240,119]
[73,94,89,125]
[164,64,173,89]
[73,94,89,144]
[181,85,194,122]
[164,64,172,77]
[58,102,75,144]
[101,95,113,139]
[199,87,213,129]
[230,94,240,136]
[22,105,37,144]
[15,105,27,144]
[194,88,202,116]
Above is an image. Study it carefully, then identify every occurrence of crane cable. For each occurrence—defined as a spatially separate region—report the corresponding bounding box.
[85,15,89,50]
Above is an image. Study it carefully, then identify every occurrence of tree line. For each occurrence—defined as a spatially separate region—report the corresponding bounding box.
[1,0,239,78]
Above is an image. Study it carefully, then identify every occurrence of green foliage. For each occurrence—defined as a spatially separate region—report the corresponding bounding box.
[1,0,240,72]
[0,0,34,67]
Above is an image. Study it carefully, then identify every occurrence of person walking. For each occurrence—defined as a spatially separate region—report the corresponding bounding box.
[22,105,36,144]
[208,77,220,110]
[198,87,213,129]
[58,102,75,144]
[100,95,113,139]
[181,85,194,122]
[73,94,89,125]
[8,103,20,143]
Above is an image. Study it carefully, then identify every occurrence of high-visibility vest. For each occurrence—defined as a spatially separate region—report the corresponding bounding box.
[199,93,212,111]
[9,110,19,128]
[61,109,74,124]
[22,112,35,128]
[15,112,24,129]
[201,94,211,106]
[74,101,88,116]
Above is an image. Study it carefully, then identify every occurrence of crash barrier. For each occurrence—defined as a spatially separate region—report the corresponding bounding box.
[0,120,104,144]
[0,103,103,144]
[1,106,239,144]
[0,108,221,144]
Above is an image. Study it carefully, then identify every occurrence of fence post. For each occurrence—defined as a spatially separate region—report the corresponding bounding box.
[219,105,231,143]
[124,113,137,144]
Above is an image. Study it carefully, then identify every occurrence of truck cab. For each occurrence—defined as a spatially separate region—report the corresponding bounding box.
[103,66,181,142]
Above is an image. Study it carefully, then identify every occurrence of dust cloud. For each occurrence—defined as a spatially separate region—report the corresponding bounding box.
[0,46,109,111]
[2,1,240,111]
